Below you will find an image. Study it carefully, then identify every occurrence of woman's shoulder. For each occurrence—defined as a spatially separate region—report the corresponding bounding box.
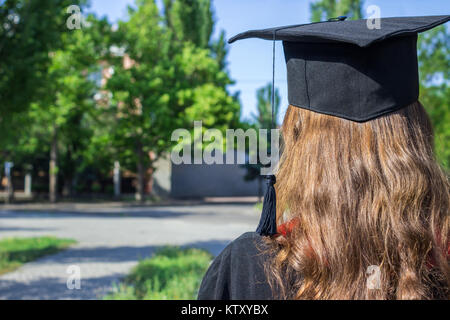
[229,231,268,251]
[217,232,271,266]
[197,232,274,300]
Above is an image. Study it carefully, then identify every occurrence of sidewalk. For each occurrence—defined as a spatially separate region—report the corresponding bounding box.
[0,197,259,212]
[0,203,259,299]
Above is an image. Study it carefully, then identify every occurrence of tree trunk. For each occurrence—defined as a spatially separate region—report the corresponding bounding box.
[136,143,145,202]
[49,128,58,203]
[145,167,154,195]
[145,151,156,196]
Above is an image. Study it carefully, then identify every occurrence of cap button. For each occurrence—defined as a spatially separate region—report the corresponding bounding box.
[328,16,347,22]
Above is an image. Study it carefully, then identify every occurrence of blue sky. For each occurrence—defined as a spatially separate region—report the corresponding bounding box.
[86,0,449,123]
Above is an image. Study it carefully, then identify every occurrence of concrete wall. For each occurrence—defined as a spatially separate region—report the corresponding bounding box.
[167,152,261,199]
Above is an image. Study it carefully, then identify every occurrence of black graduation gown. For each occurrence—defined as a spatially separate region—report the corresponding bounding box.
[197,232,274,300]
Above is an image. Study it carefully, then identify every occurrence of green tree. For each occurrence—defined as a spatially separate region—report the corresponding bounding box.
[0,0,83,154]
[0,0,75,115]
[163,0,213,49]
[253,83,281,130]
[106,0,171,201]
[163,0,229,74]
[418,25,450,170]
[107,0,240,201]
[310,0,363,22]
[22,14,111,202]
[0,0,99,201]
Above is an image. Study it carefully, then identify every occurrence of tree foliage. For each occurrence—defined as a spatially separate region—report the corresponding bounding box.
[418,25,450,170]
[310,0,363,22]
[27,14,111,198]
[106,0,240,200]
[0,0,85,144]
[0,1,112,199]
[252,83,280,130]
[163,0,213,49]
[1,0,241,200]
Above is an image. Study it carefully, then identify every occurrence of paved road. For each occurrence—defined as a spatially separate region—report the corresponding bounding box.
[0,203,259,300]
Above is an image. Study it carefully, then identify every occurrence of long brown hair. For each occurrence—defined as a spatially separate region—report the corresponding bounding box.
[266,101,449,299]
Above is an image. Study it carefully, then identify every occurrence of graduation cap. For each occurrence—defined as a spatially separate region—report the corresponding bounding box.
[228,15,450,236]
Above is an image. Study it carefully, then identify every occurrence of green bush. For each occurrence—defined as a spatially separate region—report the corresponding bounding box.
[105,246,213,300]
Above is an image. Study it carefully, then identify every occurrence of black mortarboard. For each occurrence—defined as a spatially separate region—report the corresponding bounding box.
[229,16,450,236]
[229,15,450,122]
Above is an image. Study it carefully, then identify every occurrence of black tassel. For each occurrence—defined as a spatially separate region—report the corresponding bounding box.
[256,31,278,237]
[256,175,277,236]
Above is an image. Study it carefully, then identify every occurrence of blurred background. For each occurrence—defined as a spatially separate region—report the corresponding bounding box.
[0,0,448,300]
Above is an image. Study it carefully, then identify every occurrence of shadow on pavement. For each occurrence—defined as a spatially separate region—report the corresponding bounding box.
[0,226,57,232]
[0,209,196,220]
[0,275,122,300]
[0,238,233,300]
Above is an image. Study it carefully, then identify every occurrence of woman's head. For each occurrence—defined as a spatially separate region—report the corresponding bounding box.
[269,101,449,299]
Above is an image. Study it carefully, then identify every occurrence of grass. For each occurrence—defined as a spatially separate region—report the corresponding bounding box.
[105,246,213,300]
[0,236,76,275]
